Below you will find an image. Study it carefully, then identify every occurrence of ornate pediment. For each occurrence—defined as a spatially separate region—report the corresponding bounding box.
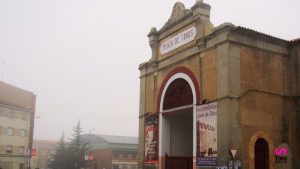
[163,2,191,29]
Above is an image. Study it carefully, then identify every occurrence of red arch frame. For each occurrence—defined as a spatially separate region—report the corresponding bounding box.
[156,67,200,113]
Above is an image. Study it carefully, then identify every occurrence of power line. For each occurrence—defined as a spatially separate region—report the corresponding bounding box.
[36,113,137,119]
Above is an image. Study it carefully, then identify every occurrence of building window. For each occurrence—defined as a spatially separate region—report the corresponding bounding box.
[10,111,16,119]
[114,153,119,158]
[6,145,12,153]
[6,127,14,136]
[21,113,27,121]
[4,112,10,118]
[123,154,128,158]
[19,146,25,154]
[20,129,26,137]
[128,165,136,169]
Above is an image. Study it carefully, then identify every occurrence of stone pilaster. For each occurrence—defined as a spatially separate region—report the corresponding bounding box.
[148,27,159,62]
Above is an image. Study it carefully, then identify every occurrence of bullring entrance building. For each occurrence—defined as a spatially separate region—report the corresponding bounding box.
[138,1,300,169]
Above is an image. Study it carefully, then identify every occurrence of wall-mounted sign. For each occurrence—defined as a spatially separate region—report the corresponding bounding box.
[84,154,95,161]
[144,113,159,164]
[31,148,36,156]
[196,102,217,166]
[160,26,196,55]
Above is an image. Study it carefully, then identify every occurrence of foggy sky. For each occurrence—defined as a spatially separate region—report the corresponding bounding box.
[0,0,299,141]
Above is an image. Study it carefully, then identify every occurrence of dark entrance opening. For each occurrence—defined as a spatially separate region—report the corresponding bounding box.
[164,110,193,169]
[162,78,193,169]
[255,138,269,169]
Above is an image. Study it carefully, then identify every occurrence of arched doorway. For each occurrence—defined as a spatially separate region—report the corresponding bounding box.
[255,138,269,169]
[249,131,274,169]
[158,68,200,169]
[163,78,193,169]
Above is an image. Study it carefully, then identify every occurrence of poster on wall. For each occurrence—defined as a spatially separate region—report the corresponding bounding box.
[196,102,217,166]
[144,113,159,164]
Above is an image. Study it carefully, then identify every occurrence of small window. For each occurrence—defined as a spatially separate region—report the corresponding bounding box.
[16,112,22,119]
[123,154,128,158]
[19,146,25,154]
[10,111,16,119]
[21,113,27,121]
[20,129,26,137]
[4,112,10,118]
[114,154,119,158]
[6,145,12,153]
[6,127,14,136]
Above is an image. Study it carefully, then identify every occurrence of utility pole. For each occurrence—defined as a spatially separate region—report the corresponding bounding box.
[1,61,4,81]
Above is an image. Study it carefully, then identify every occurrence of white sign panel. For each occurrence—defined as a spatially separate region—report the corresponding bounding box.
[160,26,196,55]
[196,102,217,166]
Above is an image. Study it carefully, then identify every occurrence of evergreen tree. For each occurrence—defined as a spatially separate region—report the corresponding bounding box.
[48,121,91,169]
[48,133,68,169]
[68,121,91,169]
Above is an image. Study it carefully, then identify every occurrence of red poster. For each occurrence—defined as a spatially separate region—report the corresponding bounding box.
[31,149,36,156]
[144,114,159,164]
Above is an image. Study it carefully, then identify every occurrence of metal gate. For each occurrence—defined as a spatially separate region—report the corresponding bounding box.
[165,153,192,169]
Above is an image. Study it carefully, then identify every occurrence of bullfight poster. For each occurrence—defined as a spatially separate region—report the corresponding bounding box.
[144,113,159,164]
[196,102,218,166]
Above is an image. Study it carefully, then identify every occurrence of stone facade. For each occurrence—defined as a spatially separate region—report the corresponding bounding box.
[138,1,300,169]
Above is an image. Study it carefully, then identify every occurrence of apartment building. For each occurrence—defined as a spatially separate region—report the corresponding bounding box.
[31,140,57,169]
[82,134,138,169]
[0,81,36,169]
